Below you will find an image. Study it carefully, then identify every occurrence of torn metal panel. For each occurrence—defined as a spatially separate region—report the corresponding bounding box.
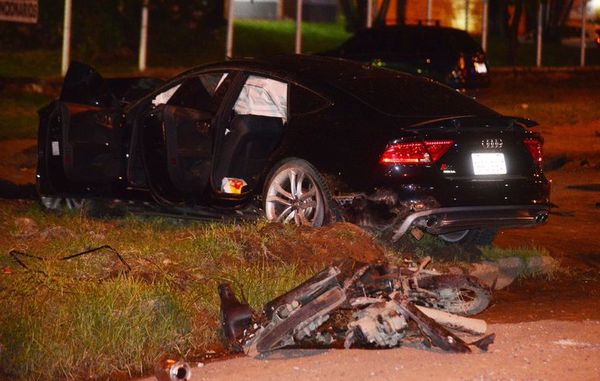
[219,283,253,352]
[346,300,407,348]
[219,259,494,356]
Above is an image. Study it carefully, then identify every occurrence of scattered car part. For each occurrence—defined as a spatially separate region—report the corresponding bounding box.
[219,283,253,352]
[219,258,493,355]
[154,359,191,381]
[346,299,408,348]
[8,245,130,278]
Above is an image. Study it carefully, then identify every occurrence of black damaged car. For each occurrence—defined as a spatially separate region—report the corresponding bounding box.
[37,55,550,245]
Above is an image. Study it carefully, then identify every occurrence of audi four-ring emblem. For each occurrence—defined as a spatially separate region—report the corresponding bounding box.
[481,138,503,149]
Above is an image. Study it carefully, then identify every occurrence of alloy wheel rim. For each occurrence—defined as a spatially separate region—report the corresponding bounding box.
[265,168,324,226]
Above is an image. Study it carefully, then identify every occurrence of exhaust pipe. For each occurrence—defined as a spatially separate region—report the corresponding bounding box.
[155,359,192,381]
[535,212,548,224]
[426,216,438,227]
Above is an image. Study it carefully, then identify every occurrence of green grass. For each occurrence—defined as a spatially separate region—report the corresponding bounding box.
[0,198,556,380]
[480,245,550,261]
[0,50,61,79]
[0,91,52,140]
[0,202,356,379]
[0,201,311,380]
[234,19,350,57]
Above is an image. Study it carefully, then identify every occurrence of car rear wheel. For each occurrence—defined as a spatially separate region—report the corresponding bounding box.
[263,158,333,227]
[438,228,497,246]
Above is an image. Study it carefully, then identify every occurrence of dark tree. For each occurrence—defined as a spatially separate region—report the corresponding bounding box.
[507,0,525,65]
[338,0,394,31]
[396,0,407,25]
[489,0,574,65]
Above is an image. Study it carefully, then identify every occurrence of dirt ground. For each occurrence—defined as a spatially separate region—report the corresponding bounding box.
[140,320,600,381]
[1,104,600,379]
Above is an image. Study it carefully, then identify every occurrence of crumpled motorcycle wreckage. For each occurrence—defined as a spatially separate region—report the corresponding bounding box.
[219,257,496,356]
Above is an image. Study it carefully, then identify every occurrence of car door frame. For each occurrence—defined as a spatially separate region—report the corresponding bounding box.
[37,63,126,197]
[128,69,247,205]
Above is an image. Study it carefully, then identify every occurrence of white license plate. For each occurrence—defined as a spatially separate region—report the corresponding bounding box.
[472,153,507,175]
[51,141,60,156]
[474,62,488,74]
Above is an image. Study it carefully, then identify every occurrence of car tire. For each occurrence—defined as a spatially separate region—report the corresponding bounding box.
[438,228,497,246]
[263,158,335,227]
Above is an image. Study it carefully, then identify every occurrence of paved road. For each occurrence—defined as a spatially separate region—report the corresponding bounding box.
[143,320,600,381]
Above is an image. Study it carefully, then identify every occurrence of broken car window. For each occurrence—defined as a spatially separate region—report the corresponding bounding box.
[152,84,180,106]
[152,72,230,113]
[200,73,229,97]
[233,75,288,123]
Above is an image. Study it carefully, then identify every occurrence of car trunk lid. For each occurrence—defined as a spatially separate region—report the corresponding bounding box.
[403,115,541,180]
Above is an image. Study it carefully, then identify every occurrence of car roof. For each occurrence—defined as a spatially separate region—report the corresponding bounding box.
[153,55,495,119]
[343,25,480,53]
[176,55,385,83]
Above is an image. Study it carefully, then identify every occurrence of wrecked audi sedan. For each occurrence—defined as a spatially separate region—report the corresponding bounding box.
[37,55,550,243]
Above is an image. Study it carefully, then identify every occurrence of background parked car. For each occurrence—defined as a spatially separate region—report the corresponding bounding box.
[560,25,600,48]
[322,24,490,89]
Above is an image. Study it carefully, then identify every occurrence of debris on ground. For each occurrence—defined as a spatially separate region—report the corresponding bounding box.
[219,257,494,356]
[154,358,192,381]
[7,245,130,279]
[12,216,38,237]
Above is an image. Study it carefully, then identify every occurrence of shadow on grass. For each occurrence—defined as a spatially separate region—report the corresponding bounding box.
[0,179,36,199]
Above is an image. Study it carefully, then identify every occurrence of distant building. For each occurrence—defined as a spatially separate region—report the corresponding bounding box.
[380,1,485,34]
[233,0,278,20]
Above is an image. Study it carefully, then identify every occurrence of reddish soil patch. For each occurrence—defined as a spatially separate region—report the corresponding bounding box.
[240,222,385,267]
[0,139,37,185]
[479,274,600,323]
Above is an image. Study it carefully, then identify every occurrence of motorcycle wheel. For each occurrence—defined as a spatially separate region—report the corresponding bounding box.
[418,274,492,316]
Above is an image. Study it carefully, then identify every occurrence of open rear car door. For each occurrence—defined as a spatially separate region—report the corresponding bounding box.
[38,62,126,196]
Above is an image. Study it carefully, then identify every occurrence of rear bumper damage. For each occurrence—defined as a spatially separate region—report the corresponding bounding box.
[392,204,549,240]
[338,189,549,241]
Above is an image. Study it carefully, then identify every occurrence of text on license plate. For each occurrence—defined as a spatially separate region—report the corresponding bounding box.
[472,153,507,175]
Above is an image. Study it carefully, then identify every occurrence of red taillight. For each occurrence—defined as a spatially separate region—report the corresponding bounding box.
[523,138,543,165]
[379,140,454,165]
